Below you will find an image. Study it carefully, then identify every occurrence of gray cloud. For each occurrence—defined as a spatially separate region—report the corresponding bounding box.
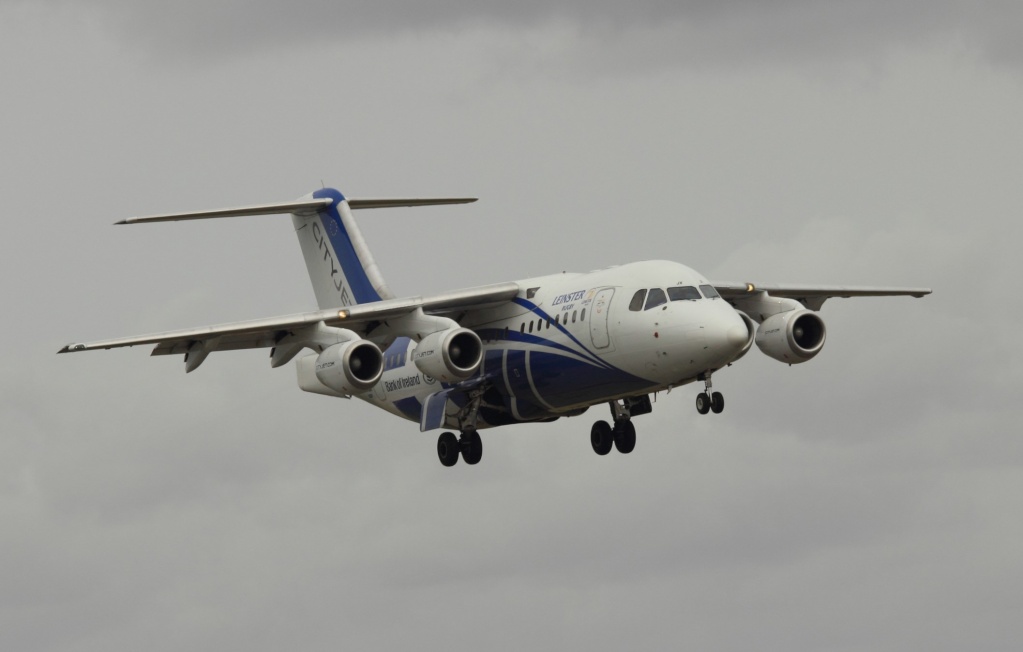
[3,2,1023,651]
[18,0,1023,69]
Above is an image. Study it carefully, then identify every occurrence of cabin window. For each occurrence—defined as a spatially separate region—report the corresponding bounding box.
[629,290,647,311]
[520,323,524,333]
[528,321,534,333]
[668,286,701,301]
[580,308,586,321]
[572,310,577,323]
[644,288,667,310]
[700,284,721,299]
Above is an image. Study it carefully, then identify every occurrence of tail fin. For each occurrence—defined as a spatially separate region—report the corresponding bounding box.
[292,188,393,308]
[116,186,476,309]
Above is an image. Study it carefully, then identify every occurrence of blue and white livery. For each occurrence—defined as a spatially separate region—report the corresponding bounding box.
[61,187,931,466]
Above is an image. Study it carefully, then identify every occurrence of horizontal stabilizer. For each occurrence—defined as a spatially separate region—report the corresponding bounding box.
[115,197,477,225]
[347,198,477,209]
[115,198,333,224]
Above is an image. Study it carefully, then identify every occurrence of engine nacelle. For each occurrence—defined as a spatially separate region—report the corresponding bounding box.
[411,327,483,382]
[313,339,384,395]
[730,311,757,363]
[755,309,826,364]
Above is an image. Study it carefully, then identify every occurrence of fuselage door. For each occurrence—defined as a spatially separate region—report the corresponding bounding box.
[589,288,615,349]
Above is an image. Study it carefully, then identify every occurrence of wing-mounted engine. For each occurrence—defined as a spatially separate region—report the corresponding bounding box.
[755,309,826,364]
[411,327,483,382]
[730,311,757,363]
[309,339,384,395]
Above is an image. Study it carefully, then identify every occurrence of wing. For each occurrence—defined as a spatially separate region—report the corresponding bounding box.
[712,282,932,310]
[59,282,520,368]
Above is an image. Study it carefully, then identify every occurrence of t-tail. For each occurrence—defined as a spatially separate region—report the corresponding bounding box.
[115,187,477,309]
[294,188,393,308]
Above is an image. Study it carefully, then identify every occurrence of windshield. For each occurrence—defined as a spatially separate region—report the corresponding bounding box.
[668,286,701,301]
[699,284,721,299]
[644,288,667,310]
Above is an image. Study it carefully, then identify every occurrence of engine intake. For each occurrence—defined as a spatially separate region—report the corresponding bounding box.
[412,327,483,382]
[313,339,384,394]
[755,309,826,364]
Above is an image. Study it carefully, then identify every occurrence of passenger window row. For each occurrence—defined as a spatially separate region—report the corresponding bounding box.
[520,309,586,334]
[629,285,720,311]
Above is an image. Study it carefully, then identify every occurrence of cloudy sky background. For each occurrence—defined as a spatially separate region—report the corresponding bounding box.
[2,1,1022,650]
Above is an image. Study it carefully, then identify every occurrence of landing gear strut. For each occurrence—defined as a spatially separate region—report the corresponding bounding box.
[695,374,725,415]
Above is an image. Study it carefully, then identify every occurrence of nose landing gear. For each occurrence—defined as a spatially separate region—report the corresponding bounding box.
[695,374,725,415]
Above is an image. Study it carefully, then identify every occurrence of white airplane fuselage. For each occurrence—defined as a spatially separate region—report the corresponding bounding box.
[361,260,748,430]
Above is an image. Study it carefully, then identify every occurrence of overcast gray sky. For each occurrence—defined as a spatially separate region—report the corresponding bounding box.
[3,2,1022,651]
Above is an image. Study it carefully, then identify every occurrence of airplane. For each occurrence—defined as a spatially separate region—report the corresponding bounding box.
[59,187,931,466]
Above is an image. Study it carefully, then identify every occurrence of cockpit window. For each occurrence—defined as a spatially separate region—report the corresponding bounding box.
[699,284,721,299]
[668,286,701,301]
[644,288,667,310]
[629,290,647,311]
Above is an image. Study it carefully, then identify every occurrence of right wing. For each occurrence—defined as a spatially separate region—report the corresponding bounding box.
[712,282,932,311]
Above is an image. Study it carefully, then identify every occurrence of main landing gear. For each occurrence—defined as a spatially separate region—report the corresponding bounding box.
[436,389,486,467]
[590,419,635,455]
[591,395,649,456]
[437,429,482,467]
[695,374,725,415]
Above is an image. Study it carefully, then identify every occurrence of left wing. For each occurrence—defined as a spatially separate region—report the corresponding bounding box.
[712,282,931,311]
[59,282,520,365]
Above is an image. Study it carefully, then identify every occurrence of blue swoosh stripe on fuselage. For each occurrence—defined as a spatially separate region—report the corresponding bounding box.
[478,330,656,410]
[477,327,614,372]
[508,297,619,372]
[527,351,656,408]
[311,187,382,305]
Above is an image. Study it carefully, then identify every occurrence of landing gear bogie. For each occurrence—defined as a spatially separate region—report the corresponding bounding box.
[437,430,484,466]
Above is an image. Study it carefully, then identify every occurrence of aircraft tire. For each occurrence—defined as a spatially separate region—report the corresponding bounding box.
[696,392,711,415]
[437,431,460,467]
[461,430,483,465]
[613,420,636,454]
[711,392,725,414]
[591,420,613,456]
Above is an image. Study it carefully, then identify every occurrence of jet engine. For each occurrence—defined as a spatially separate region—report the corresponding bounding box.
[755,309,826,364]
[730,311,757,363]
[313,339,384,394]
[412,327,483,382]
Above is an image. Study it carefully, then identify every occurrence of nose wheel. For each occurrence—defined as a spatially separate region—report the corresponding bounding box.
[695,375,725,415]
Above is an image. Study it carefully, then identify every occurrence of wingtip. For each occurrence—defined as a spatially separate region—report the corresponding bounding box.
[114,219,129,225]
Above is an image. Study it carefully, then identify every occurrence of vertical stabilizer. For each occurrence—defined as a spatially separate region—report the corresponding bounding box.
[292,188,394,308]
